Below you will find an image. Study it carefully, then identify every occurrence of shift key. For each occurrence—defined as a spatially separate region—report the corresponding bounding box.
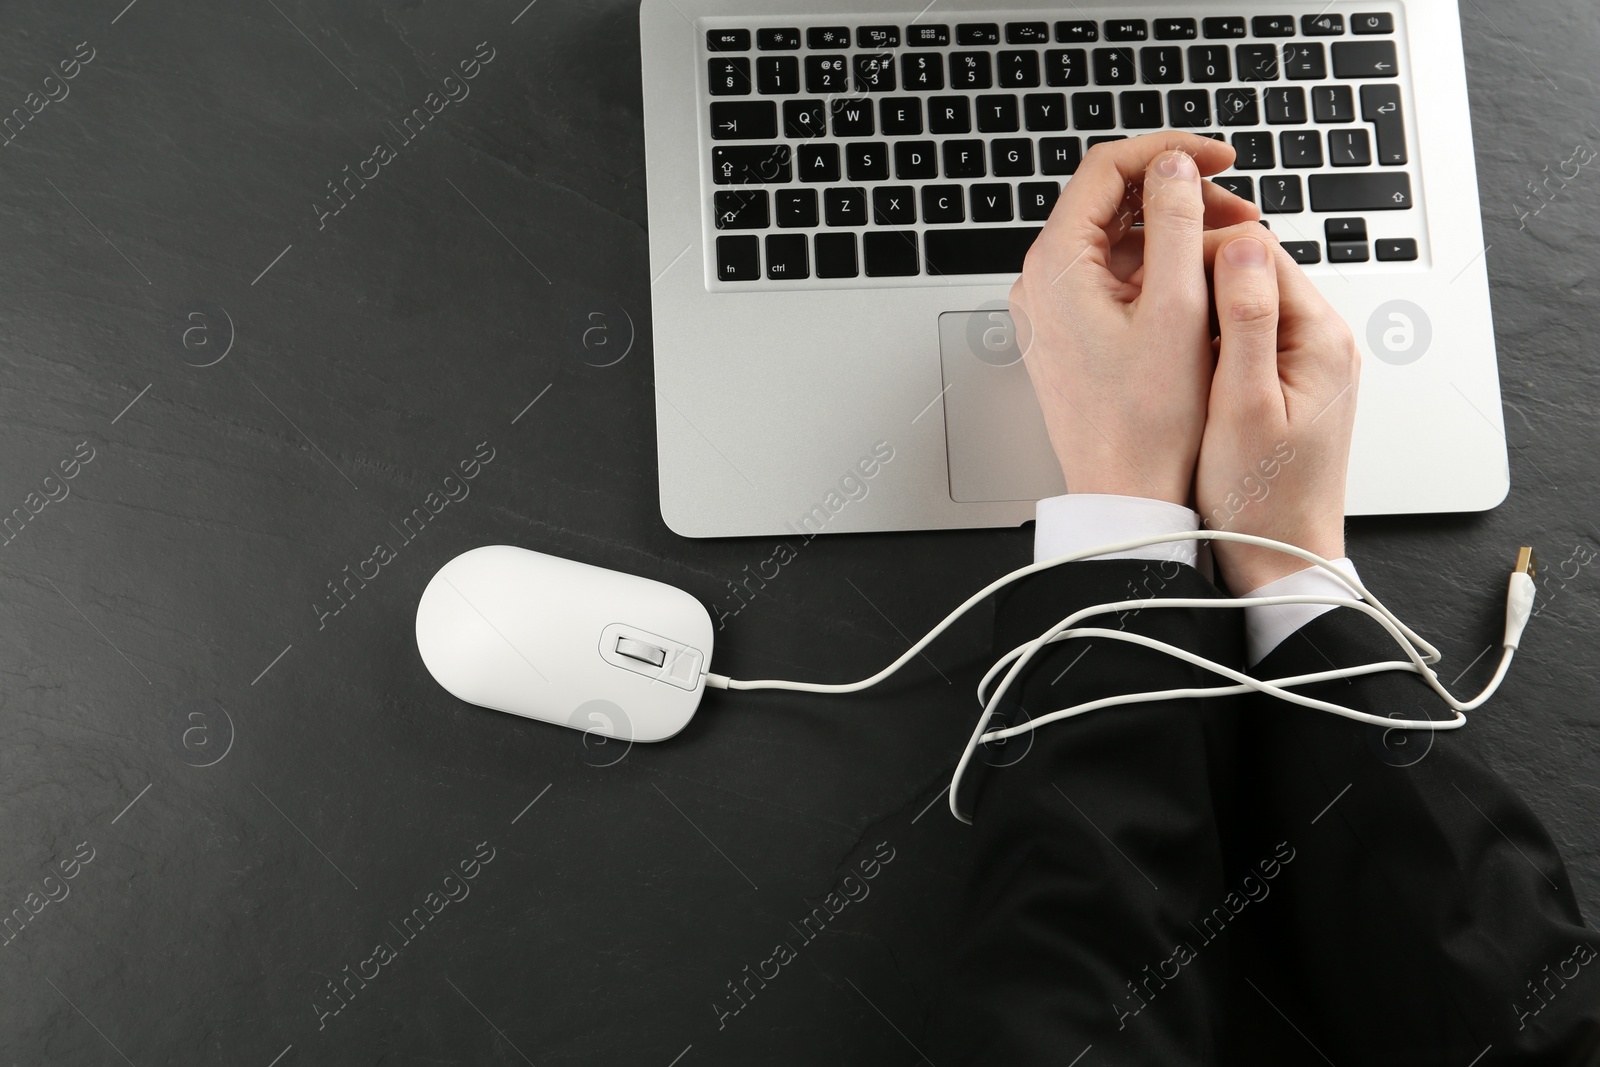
[1309,172,1412,211]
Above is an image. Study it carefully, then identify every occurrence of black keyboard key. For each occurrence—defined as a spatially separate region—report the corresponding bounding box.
[1237,44,1279,81]
[1120,91,1163,129]
[864,231,920,277]
[970,183,1014,222]
[1309,172,1412,210]
[1019,180,1061,220]
[846,141,889,181]
[798,143,840,182]
[1328,240,1369,262]
[1093,47,1137,84]
[1376,237,1418,261]
[765,233,808,279]
[1142,47,1185,84]
[1187,45,1231,82]
[1072,92,1116,130]
[902,53,945,90]
[1282,240,1321,264]
[1252,16,1296,37]
[830,98,874,136]
[1155,18,1197,40]
[1303,14,1344,36]
[707,29,750,52]
[1168,89,1212,127]
[1329,128,1372,166]
[1202,17,1246,38]
[1007,22,1050,44]
[1056,20,1099,43]
[1313,85,1355,123]
[991,138,1035,176]
[854,54,896,92]
[805,55,849,93]
[807,27,849,50]
[880,97,922,135]
[1044,49,1089,86]
[784,99,827,137]
[1088,135,1126,147]
[958,23,1000,45]
[1104,19,1148,42]
[976,95,1020,132]
[894,140,937,179]
[873,185,917,224]
[1265,87,1307,124]
[1333,40,1398,78]
[1023,92,1068,130]
[814,232,857,278]
[1283,43,1327,80]
[1353,13,1395,35]
[1231,131,1275,169]
[925,226,1042,275]
[1260,174,1304,213]
[1281,131,1323,168]
[757,28,801,50]
[923,184,965,223]
[823,187,867,226]
[943,139,987,178]
[857,25,900,48]
[714,190,769,229]
[756,56,799,94]
[709,57,751,95]
[711,144,792,185]
[775,188,818,227]
[1216,87,1259,126]
[1212,175,1254,202]
[711,100,776,139]
[716,235,759,280]
[999,51,1042,87]
[1039,136,1083,175]
[928,96,972,133]
[1326,217,1367,241]
[1362,84,1408,164]
[951,51,994,89]
[907,24,951,47]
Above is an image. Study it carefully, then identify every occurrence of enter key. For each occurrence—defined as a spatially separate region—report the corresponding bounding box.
[1362,84,1408,165]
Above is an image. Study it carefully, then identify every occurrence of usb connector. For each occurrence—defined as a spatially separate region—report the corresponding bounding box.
[1505,547,1538,649]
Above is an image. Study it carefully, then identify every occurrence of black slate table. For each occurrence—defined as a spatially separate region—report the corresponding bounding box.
[1,1,1596,1063]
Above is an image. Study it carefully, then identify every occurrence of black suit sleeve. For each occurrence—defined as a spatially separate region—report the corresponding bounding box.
[931,559,1247,1066]
[1238,608,1600,1066]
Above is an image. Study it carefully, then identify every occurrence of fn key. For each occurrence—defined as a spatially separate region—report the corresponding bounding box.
[716,235,760,281]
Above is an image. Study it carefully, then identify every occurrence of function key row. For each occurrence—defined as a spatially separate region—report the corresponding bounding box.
[710,41,1399,96]
[707,15,1396,52]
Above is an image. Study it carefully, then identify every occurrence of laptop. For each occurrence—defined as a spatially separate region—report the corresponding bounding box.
[639,0,1508,538]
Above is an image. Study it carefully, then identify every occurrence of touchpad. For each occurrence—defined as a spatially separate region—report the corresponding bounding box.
[938,310,1067,503]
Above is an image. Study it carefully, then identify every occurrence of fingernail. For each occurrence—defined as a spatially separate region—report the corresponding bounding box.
[1156,151,1196,180]
[1224,237,1268,267]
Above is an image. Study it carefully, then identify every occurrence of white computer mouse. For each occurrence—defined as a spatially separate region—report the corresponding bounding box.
[415,545,714,742]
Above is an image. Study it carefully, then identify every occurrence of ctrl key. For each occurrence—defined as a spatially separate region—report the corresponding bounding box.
[765,234,809,279]
[716,235,760,281]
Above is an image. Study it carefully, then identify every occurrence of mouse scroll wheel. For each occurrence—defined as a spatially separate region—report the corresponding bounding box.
[615,636,668,668]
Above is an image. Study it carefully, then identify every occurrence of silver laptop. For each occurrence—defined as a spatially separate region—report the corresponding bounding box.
[640,0,1508,538]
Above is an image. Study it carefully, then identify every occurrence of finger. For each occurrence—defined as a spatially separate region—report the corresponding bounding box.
[1137,150,1208,312]
[1035,132,1235,283]
[1212,231,1283,409]
[1201,180,1261,228]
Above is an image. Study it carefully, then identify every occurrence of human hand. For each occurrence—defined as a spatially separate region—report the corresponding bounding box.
[1195,225,1361,592]
[1010,133,1259,505]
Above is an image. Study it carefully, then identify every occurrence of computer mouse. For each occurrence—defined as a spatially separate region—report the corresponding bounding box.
[415,545,713,742]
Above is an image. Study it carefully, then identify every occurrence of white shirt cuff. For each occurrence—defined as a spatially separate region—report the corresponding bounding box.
[1033,493,1200,569]
[1241,558,1362,666]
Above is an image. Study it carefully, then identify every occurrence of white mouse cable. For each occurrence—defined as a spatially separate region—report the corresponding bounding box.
[703,533,1538,820]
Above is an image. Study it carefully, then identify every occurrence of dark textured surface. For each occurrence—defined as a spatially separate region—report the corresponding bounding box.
[0,1,1595,1063]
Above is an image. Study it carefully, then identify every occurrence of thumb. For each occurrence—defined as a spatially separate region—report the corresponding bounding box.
[1211,232,1283,416]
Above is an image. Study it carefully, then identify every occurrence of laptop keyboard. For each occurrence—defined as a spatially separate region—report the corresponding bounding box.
[699,9,1422,289]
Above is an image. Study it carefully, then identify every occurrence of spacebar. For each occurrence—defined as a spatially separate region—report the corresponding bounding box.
[924,227,1043,276]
